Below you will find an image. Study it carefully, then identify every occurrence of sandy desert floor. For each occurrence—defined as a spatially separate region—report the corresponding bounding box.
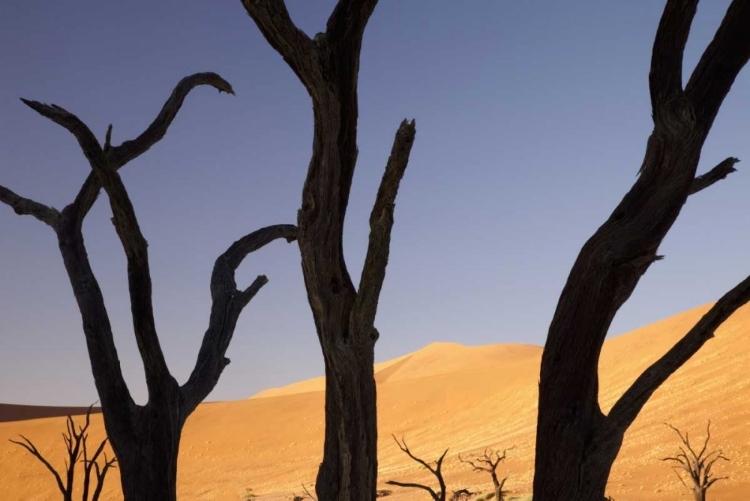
[1,302,749,500]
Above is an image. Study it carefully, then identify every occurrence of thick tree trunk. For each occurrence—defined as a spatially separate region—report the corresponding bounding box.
[693,488,706,501]
[533,413,622,501]
[116,399,183,501]
[315,348,378,500]
[87,369,185,501]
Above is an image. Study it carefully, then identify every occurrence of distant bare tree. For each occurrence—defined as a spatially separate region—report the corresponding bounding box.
[533,2,750,500]
[241,3,417,499]
[9,404,117,501]
[385,435,448,501]
[0,72,297,501]
[458,447,514,501]
[661,422,729,501]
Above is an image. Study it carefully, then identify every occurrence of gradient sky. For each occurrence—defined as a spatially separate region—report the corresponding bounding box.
[1,1,749,406]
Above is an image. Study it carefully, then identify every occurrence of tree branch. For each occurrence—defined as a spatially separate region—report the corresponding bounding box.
[108,72,234,167]
[0,184,60,228]
[352,119,416,336]
[56,208,136,426]
[180,223,297,415]
[86,135,170,394]
[648,0,698,115]
[384,480,439,501]
[241,0,318,91]
[607,273,750,433]
[391,435,438,475]
[686,0,750,130]
[9,435,67,495]
[67,72,234,228]
[689,157,740,195]
[325,0,379,47]
[20,99,106,169]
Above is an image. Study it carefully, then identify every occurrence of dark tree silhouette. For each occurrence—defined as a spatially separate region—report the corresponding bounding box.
[0,73,297,501]
[242,2,417,500]
[385,435,448,501]
[661,422,729,501]
[9,404,117,501]
[533,2,750,500]
[458,447,513,501]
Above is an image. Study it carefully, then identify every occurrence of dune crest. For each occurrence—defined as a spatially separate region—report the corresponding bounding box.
[2,302,749,500]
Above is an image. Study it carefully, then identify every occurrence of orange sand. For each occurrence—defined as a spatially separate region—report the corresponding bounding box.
[1,302,749,500]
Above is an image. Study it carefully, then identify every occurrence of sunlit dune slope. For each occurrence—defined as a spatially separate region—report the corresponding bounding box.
[2,303,749,500]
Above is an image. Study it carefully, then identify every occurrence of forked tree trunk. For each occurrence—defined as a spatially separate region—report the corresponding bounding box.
[243,2,417,500]
[532,2,750,500]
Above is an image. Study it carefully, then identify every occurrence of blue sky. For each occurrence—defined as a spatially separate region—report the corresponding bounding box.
[1,1,748,406]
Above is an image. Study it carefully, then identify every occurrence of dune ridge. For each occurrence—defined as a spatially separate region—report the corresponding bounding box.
[2,302,749,500]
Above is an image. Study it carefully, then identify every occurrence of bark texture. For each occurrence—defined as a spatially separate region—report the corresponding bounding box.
[1,73,297,501]
[242,2,417,500]
[533,2,750,500]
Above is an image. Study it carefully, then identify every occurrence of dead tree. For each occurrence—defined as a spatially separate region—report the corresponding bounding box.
[9,404,117,501]
[661,422,729,501]
[0,73,297,501]
[242,2,417,500]
[533,2,750,500]
[458,447,513,501]
[385,435,448,501]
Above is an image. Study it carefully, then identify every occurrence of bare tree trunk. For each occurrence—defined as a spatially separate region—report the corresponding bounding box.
[532,2,750,500]
[242,3,417,500]
[316,352,378,500]
[116,390,182,501]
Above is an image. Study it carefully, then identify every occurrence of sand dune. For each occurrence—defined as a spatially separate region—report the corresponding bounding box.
[1,302,749,500]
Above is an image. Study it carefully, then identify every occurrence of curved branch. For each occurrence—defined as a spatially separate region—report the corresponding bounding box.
[385,480,439,501]
[180,224,297,415]
[68,72,234,227]
[607,273,750,433]
[686,0,750,130]
[108,72,234,167]
[0,184,60,228]
[352,119,416,337]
